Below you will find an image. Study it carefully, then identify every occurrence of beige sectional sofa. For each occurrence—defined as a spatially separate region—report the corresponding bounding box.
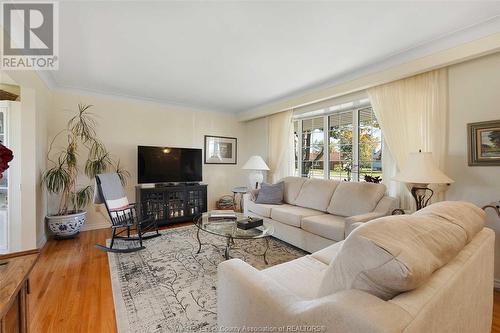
[244,176,399,253]
[219,201,494,333]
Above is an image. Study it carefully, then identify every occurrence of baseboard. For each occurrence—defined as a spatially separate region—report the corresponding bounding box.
[81,221,110,231]
[494,279,500,290]
[37,233,47,250]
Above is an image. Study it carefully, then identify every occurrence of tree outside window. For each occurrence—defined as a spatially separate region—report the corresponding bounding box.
[293,106,382,182]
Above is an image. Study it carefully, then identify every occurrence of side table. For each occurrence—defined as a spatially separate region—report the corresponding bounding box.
[232,186,248,212]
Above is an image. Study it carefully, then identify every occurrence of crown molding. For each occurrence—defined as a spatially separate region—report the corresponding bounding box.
[52,85,230,115]
[36,70,229,115]
[35,71,57,90]
[237,16,500,122]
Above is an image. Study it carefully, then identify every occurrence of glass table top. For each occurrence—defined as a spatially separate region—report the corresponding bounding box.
[194,212,273,239]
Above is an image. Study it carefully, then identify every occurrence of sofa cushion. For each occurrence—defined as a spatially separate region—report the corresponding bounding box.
[262,255,328,299]
[282,177,307,204]
[255,182,284,205]
[311,241,344,265]
[301,214,346,242]
[270,205,325,228]
[294,178,340,211]
[247,200,290,218]
[317,201,485,300]
[327,182,386,217]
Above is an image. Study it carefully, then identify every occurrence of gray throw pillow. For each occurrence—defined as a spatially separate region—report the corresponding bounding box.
[255,182,284,205]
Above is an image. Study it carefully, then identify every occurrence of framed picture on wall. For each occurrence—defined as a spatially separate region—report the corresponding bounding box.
[204,135,237,164]
[468,120,500,166]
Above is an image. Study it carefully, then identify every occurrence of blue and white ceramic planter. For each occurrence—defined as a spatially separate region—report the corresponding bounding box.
[46,211,87,239]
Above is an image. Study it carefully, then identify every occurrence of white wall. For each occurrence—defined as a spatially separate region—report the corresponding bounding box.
[50,90,250,230]
[0,70,51,252]
[445,52,500,279]
[5,101,21,252]
[242,117,270,185]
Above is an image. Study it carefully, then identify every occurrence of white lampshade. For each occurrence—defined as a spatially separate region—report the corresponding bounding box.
[242,155,270,171]
[393,151,454,184]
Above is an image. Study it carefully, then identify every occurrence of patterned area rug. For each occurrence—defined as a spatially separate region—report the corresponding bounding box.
[107,225,306,333]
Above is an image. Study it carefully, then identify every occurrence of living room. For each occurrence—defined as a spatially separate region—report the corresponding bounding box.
[1,1,500,333]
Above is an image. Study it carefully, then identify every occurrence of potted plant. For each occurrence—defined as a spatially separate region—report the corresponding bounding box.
[43,104,129,239]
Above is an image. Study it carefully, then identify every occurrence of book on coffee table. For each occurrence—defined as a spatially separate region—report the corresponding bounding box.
[208,210,237,220]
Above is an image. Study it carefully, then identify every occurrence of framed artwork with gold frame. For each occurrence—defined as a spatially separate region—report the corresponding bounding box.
[468,120,500,166]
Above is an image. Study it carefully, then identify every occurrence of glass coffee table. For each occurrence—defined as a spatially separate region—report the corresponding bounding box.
[193,212,274,264]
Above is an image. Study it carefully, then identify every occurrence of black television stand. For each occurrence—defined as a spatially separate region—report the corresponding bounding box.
[152,181,201,188]
[136,183,207,225]
[154,182,177,188]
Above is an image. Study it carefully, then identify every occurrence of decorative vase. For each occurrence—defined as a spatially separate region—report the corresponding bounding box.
[46,211,87,239]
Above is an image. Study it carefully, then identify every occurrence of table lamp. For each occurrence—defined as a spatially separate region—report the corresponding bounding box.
[393,150,454,210]
[242,155,270,189]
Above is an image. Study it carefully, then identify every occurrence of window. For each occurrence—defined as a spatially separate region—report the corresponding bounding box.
[358,107,382,181]
[294,105,382,182]
[301,118,324,178]
[293,121,299,176]
[329,111,353,181]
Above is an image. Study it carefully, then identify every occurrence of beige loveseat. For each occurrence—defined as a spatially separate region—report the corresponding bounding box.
[219,201,494,333]
[244,176,399,253]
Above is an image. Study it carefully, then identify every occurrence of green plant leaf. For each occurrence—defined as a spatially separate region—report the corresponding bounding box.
[42,164,70,194]
[88,139,107,160]
[68,103,96,143]
[64,137,78,168]
[85,152,112,179]
[71,186,93,211]
[115,160,131,186]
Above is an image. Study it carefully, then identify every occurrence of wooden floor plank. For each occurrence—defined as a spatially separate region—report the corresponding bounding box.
[29,228,117,333]
[27,226,500,332]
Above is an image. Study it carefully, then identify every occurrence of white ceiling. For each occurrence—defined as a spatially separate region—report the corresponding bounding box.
[48,1,500,112]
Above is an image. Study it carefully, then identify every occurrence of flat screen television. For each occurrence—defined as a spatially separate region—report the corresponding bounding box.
[138,146,202,184]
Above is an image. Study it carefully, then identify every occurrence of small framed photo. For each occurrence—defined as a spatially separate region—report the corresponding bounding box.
[468,120,500,166]
[204,135,237,164]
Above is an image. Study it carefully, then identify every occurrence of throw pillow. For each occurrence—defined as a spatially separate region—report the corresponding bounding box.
[255,182,284,205]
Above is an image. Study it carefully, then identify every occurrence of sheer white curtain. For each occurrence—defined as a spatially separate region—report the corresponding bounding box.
[367,68,448,209]
[267,110,294,183]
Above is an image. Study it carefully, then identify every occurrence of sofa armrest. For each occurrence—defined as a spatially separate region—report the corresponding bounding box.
[217,259,410,332]
[217,258,303,327]
[346,211,387,223]
[344,211,387,237]
[374,196,399,215]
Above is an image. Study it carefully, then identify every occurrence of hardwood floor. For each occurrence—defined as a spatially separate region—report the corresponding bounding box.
[29,228,116,333]
[27,227,500,332]
[493,292,500,333]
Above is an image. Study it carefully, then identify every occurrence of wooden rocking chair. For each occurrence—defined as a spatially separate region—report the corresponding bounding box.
[94,173,161,253]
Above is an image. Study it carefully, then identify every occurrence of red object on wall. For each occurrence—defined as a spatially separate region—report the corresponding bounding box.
[0,143,13,179]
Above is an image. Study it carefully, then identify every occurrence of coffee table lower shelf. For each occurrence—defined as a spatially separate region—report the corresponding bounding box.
[195,228,271,264]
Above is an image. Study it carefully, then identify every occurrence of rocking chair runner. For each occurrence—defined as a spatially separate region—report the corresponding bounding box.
[94,173,161,253]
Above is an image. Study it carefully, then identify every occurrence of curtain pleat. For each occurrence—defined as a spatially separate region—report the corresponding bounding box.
[367,68,448,210]
[268,110,294,183]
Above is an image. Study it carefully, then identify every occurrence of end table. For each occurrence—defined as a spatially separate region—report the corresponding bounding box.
[232,186,248,212]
